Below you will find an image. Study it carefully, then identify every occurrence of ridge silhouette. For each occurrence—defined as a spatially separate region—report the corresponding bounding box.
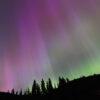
[0,74,100,99]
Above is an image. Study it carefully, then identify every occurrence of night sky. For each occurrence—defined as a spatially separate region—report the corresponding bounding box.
[0,0,100,91]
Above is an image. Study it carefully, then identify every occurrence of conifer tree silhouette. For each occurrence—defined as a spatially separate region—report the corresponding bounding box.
[58,77,67,89]
[66,78,70,83]
[41,79,46,95]
[32,80,37,95]
[24,88,30,95]
[58,77,67,95]
[36,83,41,95]
[15,91,18,95]
[47,78,53,94]
[11,89,15,94]
[19,89,22,96]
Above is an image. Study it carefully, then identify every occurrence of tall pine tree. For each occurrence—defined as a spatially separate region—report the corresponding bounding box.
[41,79,46,95]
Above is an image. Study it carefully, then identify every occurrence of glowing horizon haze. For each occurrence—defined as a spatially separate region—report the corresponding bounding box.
[0,0,100,91]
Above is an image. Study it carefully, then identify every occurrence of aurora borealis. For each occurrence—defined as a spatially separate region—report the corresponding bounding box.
[0,0,100,91]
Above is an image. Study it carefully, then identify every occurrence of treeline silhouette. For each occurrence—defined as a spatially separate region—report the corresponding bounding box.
[1,74,100,99]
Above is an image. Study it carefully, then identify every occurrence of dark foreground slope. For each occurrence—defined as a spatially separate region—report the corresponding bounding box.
[1,74,100,99]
